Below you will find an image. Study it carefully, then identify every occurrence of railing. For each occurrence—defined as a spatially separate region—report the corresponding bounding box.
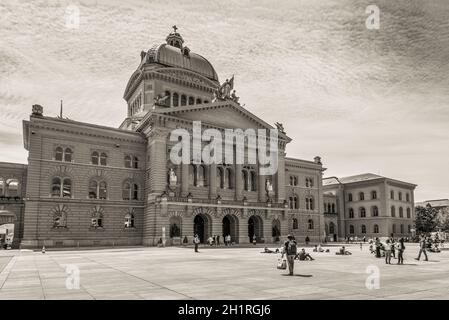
[0,196,24,203]
[165,196,286,208]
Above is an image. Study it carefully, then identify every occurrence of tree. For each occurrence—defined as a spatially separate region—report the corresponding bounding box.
[415,204,438,234]
[438,208,449,232]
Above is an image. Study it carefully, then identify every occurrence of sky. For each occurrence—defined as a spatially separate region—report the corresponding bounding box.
[0,0,448,202]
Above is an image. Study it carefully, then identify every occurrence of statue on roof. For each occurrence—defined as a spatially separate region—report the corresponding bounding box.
[215,76,235,101]
[275,122,285,134]
[230,90,240,104]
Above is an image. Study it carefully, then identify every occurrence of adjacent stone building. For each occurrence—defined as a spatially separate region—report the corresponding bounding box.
[323,173,417,239]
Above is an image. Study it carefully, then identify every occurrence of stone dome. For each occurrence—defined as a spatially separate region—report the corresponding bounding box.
[143,28,219,82]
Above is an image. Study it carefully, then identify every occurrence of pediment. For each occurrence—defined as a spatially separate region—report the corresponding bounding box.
[153,101,291,141]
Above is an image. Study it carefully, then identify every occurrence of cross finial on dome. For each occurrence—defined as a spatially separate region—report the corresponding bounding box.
[172,25,178,33]
[166,25,184,49]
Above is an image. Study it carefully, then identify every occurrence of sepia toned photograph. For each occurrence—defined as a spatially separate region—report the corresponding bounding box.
[0,0,448,306]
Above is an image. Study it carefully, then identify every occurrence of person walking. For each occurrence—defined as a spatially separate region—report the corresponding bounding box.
[282,234,297,276]
[375,237,381,258]
[193,234,200,253]
[216,235,220,246]
[384,239,392,264]
[305,236,310,246]
[390,237,396,259]
[415,235,429,261]
[396,237,405,265]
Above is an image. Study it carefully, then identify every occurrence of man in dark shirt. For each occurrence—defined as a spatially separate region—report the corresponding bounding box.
[282,235,297,275]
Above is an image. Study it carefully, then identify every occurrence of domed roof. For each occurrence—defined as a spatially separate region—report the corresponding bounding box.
[144,28,219,82]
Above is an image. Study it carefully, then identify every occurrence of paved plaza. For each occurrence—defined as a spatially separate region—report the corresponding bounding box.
[0,243,448,300]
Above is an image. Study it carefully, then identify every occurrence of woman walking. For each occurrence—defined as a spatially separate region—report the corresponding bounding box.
[384,239,392,264]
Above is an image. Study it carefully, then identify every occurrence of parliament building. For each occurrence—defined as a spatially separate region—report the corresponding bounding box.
[0,28,416,248]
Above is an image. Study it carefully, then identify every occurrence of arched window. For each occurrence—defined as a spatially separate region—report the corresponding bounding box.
[250,171,256,191]
[164,91,171,107]
[406,208,411,218]
[361,225,366,234]
[52,177,62,197]
[331,203,335,213]
[124,155,132,168]
[329,222,335,234]
[196,98,202,104]
[98,182,107,199]
[198,165,207,187]
[327,204,331,213]
[51,177,71,198]
[217,167,224,188]
[408,225,411,233]
[349,225,354,234]
[226,168,232,189]
[64,148,72,162]
[400,224,404,234]
[124,213,135,228]
[122,182,131,200]
[188,96,194,105]
[181,94,187,106]
[89,180,107,199]
[392,224,396,233]
[63,179,72,198]
[348,193,353,202]
[189,164,197,186]
[242,170,248,191]
[372,206,379,217]
[294,177,298,186]
[100,153,107,166]
[133,156,139,169]
[349,208,354,218]
[91,207,104,228]
[359,192,365,201]
[360,207,366,218]
[289,197,294,209]
[173,93,179,107]
[373,224,379,233]
[391,206,396,217]
[398,192,402,201]
[308,219,314,230]
[371,190,377,199]
[306,197,314,210]
[55,147,63,161]
[294,196,298,209]
[204,100,209,103]
[292,218,298,229]
[91,151,99,165]
[399,207,403,218]
[390,190,394,199]
[406,193,410,202]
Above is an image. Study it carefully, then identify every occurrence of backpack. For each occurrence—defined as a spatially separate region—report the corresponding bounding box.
[287,240,297,255]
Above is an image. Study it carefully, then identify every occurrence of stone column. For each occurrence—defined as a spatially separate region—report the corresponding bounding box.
[209,164,217,199]
[235,164,243,200]
[276,149,286,202]
[258,171,266,202]
[181,163,189,197]
[147,130,167,194]
[238,217,249,244]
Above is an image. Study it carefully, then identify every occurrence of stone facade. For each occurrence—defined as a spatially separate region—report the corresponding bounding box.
[323,174,416,239]
[3,29,328,248]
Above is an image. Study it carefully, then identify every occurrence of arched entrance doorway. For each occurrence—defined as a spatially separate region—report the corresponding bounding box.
[222,214,239,244]
[0,210,16,248]
[272,219,281,241]
[193,214,210,244]
[248,215,263,242]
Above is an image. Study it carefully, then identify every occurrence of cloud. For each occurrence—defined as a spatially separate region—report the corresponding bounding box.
[0,0,448,201]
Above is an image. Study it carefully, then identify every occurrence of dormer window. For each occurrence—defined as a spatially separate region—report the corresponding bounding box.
[183,47,190,57]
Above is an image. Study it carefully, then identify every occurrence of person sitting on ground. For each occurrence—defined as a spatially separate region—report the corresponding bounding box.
[313,245,318,252]
[325,249,330,253]
[261,247,276,254]
[335,246,352,255]
[295,248,315,261]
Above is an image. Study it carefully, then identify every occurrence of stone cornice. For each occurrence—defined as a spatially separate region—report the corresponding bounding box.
[29,116,146,145]
[123,67,219,101]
